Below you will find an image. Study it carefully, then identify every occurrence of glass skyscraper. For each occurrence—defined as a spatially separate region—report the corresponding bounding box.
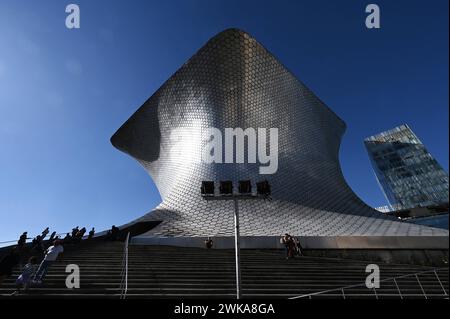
[365,124,449,211]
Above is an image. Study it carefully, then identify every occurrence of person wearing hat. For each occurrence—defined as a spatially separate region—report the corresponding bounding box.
[33,240,64,284]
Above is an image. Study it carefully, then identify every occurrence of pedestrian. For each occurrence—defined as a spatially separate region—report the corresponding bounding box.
[33,240,64,284]
[110,225,119,241]
[78,227,86,238]
[0,249,20,286]
[293,236,303,256]
[41,227,50,239]
[281,234,292,259]
[204,237,213,249]
[71,226,79,238]
[63,233,72,244]
[74,227,86,243]
[17,232,27,248]
[72,226,80,238]
[13,256,39,294]
[88,227,95,239]
[32,235,45,255]
[48,231,56,243]
[287,236,296,259]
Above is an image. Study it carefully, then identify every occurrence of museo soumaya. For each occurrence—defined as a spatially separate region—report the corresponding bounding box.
[110,28,448,250]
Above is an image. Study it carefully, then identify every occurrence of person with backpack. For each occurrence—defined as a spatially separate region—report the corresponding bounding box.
[13,256,39,294]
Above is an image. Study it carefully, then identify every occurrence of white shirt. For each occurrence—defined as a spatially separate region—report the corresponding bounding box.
[44,245,64,261]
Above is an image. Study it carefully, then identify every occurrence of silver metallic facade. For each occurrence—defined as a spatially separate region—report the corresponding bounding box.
[112,29,448,237]
[365,124,449,211]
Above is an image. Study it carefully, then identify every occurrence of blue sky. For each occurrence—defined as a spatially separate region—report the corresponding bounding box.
[0,0,448,243]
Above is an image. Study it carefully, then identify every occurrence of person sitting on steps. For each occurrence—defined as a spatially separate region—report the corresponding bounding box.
[204,237,213,249]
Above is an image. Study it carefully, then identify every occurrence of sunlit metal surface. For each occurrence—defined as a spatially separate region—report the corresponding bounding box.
[111,29,448,237]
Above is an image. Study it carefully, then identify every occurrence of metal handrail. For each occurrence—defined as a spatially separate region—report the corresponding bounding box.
[290,267,449,299]
[119,232,130,299]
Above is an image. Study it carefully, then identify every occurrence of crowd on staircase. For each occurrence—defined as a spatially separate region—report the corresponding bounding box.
[0,224,120,295]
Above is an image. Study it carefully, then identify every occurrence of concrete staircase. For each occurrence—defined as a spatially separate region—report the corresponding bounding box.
[0,241,124,298]
[0,242,448,299]
[125,245,448,299]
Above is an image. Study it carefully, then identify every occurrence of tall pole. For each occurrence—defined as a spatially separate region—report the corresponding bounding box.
[233,198,242,300]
